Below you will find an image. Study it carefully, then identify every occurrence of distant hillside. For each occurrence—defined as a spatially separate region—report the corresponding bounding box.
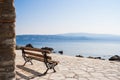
[16,34,92,43]
[58,33,119,37]
[58,33,120,41]
[16,33,120,44]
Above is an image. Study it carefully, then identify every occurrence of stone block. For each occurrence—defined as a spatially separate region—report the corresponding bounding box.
[0,0,15,23]
[0,0,4,3]
[0,50,15,61]
[0,72,15,80]
[0,60,14,67]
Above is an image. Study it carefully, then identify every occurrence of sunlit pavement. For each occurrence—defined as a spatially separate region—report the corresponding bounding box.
[16,50,120,80]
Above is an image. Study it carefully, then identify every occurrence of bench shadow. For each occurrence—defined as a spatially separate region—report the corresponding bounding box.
[16,71,30,80]
[16,65,45,79]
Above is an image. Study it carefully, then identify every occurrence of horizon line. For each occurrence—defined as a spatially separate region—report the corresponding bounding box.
[16,32,120,36]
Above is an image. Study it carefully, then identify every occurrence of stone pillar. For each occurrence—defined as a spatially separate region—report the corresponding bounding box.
[0,0,16,80]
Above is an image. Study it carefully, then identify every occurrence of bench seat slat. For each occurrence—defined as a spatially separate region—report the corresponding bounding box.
[24,51,52,60]
[27,55,45,62]
[21,47,50,53]
[27,55,59,64]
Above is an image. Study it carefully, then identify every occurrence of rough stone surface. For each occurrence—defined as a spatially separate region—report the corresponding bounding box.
[16,50,120,80]
[0,0,15,23]
[0,0,16,79]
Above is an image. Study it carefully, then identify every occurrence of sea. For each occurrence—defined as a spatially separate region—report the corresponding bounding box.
[16,35,120,59]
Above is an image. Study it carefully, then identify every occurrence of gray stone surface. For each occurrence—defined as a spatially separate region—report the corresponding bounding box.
[16,50,120,80]
[0,0,16,79]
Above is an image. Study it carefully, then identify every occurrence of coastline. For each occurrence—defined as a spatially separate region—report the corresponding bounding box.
[16,50,120,80]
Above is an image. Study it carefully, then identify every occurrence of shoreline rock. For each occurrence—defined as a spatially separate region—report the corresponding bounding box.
[41,47,54,52]
[109,55,120,61]
[25,43,34,48]
[76,55,84,58]
[58,51,63,55]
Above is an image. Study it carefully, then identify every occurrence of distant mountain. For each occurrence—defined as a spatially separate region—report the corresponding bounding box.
[58,33,120,41]
[58,33,118,37]
[16,33,120,45]
[16,34,92,43]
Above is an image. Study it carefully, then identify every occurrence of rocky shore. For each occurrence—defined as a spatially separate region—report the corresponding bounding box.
[16,50,120,80]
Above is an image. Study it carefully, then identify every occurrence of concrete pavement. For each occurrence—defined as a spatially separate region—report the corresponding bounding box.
[16,50,120,80]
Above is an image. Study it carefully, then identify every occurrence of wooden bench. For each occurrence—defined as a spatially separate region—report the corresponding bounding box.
[20,47,59,75]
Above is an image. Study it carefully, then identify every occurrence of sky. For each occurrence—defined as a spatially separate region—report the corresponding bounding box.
[15,0,120,35]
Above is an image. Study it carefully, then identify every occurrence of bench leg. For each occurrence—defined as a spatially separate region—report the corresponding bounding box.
[23,61,27,66]
[43,68,49,75]
[23,58,33,66]
[52,63,58,72]
[43,65,56,75]
[30,61,33,65]
[53,67,56,72]
[43,62,57,74]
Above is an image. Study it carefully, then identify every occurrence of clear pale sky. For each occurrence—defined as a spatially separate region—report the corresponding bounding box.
[15,0,120,35]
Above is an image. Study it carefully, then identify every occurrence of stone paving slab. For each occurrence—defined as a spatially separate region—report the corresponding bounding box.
[15,50,120,80]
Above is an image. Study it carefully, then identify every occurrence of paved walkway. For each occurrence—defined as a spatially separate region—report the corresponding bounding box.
[16,50,120,80]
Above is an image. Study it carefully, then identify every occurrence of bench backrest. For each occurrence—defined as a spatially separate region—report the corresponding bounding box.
[20,47,52,60]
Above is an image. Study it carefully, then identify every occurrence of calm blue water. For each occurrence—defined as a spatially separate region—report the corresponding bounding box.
[16,36,120,59]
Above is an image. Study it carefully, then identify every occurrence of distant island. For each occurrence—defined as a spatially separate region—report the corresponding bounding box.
[16,33,120,43]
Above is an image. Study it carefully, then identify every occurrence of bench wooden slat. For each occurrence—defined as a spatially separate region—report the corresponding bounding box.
[27,55,45,62]
[27,55,59,64]
[24,51,52,60]
[21,47,50,53]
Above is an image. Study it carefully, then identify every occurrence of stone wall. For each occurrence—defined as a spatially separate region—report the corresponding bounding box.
[0,0,16,80]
